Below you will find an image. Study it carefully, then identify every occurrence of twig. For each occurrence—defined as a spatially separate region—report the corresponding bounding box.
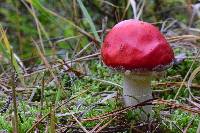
[82,98,156,122]
[153,99,200,114]
[95,116,117,133]
[167,35,200,43]
[89,120,105,133]
[66,108,89,133]
[154,82,200,90]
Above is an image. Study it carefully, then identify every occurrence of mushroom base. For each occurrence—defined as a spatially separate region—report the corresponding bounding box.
[123,73,152,120]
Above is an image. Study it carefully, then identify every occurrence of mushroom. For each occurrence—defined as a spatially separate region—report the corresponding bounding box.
[101,19,174,119]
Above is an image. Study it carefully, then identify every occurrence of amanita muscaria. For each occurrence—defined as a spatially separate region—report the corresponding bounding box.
[101,19,174,119]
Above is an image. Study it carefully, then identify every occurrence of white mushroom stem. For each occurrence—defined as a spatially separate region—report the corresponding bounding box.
[123,72,152,119]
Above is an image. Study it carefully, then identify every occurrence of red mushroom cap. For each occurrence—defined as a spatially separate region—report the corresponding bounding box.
[101,19,174,71]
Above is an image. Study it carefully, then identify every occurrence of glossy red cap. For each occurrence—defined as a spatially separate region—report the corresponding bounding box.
[101,19,174,71]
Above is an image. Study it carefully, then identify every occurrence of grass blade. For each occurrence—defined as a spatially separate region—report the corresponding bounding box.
[77,0,101,42]
[50,108,56,133]
[26,0,99,45]
[0,25,24,83]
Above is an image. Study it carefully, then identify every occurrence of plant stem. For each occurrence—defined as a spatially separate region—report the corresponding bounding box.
[11,50,19,133]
